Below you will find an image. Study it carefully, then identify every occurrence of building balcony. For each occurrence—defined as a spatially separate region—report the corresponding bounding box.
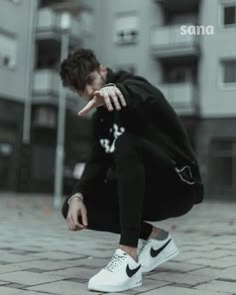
[36,8,81,43]
[32,69,79,109]
[151,25,200,59]
[158,82,199,116]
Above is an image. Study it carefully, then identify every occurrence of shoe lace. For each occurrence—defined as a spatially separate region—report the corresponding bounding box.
[104,253,127,272]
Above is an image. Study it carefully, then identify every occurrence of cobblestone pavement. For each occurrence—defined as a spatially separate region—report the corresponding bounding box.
[0,193,236,295]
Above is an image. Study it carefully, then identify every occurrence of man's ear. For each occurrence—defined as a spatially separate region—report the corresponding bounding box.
[99,64,107,76]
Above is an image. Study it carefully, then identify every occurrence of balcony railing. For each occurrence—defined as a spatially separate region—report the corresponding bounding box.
[33,70,91,115]
[33,70,60,94]
[33,69,75,101]
[158,82,199,115]
[151,25,200,58]
[36,8,81,40]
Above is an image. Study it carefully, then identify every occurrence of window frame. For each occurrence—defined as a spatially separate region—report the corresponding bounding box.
[113,11,139,46]
[0,29,17,70]
[219,58,236,89]
[208,137,236,193]
[219,1,236,29]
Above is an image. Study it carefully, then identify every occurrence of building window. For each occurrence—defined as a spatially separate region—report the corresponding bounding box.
[114,13,139,45]
[33,107,57,128]
[0,32,17,69]
[208,138,236,194]
[223,5,236,26]
[79,11,93,35]
[222,59,236,83]
[165,67,187,83]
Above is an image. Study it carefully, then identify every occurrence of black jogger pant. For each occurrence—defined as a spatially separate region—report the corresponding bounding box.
[62,133,200,247]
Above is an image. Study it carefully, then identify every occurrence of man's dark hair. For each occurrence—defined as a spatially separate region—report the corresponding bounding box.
[60,48,100,91]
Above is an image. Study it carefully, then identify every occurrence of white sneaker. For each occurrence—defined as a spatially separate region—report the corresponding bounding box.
[139,233,179,273]
[88,249,142,292]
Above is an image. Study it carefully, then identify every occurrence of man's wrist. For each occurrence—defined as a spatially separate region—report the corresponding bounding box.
[67,193,84,205]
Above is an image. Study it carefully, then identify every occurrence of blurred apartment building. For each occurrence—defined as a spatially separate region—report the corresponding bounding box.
[0,0,94,193]
[0,0,34,192]
[0,0,236,198]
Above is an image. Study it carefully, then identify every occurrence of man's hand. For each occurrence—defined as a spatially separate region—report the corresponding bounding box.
[78,85,127,116]
[66,197,88,231]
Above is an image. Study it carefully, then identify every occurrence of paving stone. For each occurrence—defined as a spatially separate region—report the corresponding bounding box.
[27,280,100,295]
[0,271,62,286]
[217,255,236,263]
[5,283,28,289]
[141,285,230,294]
[0,286,49,295]
[153,261,205,273]
[0,264,37,275]
[45,267,99,281]
[186,258,236,268]
[74,257,110,268]
[197,250,234,259]
[220,265,236,281]
[0,261,11,265]
[147,271,216,285]
[194,279,236,293]
[65,277,87,283]
[28,251,84,260]
[131,278,171,292]
[0,253,36,264]
[4,259,88,272]
[172,252,202,261]
[188,267,222,279]
[0,280,9,285]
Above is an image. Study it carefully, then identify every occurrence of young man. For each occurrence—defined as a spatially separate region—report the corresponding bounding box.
[60,48,204,292]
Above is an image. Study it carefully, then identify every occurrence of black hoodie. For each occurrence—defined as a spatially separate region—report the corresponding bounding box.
[71,69,203,203]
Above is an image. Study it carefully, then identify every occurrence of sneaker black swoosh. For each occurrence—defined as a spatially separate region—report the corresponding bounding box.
[150,239,171,258]
[126,264,141,277]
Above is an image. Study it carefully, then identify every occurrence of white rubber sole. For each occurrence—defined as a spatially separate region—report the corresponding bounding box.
[141,239,180,273]
[88,275,142,292]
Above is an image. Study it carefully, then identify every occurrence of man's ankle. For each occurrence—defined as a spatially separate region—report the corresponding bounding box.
[148,227,168,240]
[119,244,138,262]
[148,227,161,239]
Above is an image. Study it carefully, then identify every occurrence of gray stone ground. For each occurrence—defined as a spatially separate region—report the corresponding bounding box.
[0,193,236,295]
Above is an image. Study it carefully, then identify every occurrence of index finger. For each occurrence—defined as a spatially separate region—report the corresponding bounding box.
[78,100,96,116]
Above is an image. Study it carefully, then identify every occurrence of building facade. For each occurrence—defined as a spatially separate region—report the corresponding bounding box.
[0,0,35,191]
[1,0,236,199]
[0,0,93,193]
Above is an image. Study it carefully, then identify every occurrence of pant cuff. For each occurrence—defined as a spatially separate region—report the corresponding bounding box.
[119,228,140,247]
[139,222,153,240]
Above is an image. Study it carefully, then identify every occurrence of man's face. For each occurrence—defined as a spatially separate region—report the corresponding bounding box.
[71,66,107,102]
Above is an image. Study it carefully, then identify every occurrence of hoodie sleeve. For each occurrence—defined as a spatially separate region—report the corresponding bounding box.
[114,78,161,109]
[70,140,108,197]
[65,114,108,202]
[61,138,108,218]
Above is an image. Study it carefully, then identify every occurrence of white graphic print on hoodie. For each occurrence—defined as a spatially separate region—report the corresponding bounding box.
[99,123,125,153]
